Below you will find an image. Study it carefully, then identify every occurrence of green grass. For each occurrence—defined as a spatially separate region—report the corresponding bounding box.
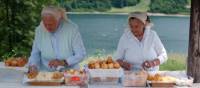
[187,0,191,5]
[160,53,186,71]
[79,53,187,71]
[107,0,150,13]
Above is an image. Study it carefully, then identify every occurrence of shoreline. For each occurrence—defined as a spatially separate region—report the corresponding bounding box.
[67,12,190,17]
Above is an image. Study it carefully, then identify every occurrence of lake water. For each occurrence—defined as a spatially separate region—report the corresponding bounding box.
[68,14,190,56]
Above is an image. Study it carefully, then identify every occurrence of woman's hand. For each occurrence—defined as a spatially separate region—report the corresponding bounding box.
[142,59,160,69]
[117,59,132,71]
[48,59,66,68]
[28,65,38,78]
[28,65,38,73]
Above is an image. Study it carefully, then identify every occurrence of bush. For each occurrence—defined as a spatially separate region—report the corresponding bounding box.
[0,0,58,61]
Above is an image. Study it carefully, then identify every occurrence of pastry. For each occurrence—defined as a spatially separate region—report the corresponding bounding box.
[52,72,63,79]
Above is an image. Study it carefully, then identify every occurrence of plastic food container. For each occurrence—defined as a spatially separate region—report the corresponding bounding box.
[122,71,147,87]
[90,77,120,85]
[88,68,123,85]
[88,68,123,77]
[64,70,88,86]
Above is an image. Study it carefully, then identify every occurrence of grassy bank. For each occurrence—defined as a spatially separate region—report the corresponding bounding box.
[80,53,187,71]
[160,53,186,71]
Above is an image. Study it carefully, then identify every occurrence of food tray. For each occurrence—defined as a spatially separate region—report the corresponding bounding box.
[23,73,64,86]
[26,81,62,86]
[147,71,193,87]
[147,80,175,87]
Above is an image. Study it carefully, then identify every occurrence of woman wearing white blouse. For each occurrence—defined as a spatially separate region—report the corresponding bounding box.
[115,12,167,71]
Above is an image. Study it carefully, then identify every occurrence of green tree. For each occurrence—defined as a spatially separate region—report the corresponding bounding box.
[111,0,125,8]
[149,0,189,14]
[64,0,76,11]
[125,0,140,6]
[95,0,111,11]
[111,0,139,8]
[65,0,111,12]
[0,0,58,60]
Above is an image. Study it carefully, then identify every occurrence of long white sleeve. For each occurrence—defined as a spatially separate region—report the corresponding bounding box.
[154,32,168,64]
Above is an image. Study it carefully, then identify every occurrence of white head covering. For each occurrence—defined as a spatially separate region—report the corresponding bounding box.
[128,12,147,24]
[41,6,67,21]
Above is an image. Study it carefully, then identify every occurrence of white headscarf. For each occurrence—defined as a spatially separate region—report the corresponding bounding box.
[128,12,147,24]
[127,12,154,30]
[41,6,67,21]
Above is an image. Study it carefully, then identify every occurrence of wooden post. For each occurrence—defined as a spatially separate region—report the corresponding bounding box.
[187,0,200,83]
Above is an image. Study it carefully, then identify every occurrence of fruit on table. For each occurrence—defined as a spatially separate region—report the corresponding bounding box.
[71,76,81,81]
[101,63,108,69]
[52,72,63,79]
[94,62,100,69]
[108,63,114,69]
[64,69,87,86]
[113,62,120,69]
[65,69,85,75]
[147,73,177,82]
[27,72,63,80]
[107,56,113,64]
[4,57,27,67]
[88,56,121,69]
[88,61,95,69]
[27,71,38,79]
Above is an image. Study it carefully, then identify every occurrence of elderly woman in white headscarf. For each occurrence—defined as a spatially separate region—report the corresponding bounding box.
[115,12,167,72]
[28,6,86,73]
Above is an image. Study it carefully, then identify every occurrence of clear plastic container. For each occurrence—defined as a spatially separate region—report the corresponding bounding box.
[64,72,88,86]
[122,71,147,87]
[89,77,120,85]
[88,68,123,85]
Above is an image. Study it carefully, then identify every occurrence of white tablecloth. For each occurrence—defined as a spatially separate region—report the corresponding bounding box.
[0,62,198,88]
[0,63,122,88]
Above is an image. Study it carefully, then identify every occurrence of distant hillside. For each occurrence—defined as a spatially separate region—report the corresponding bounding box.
[149,0,190,14]
[60,0,190,14]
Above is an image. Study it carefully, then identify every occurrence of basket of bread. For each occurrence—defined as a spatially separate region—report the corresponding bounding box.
[64,69,88,86]
[87,56,123,84]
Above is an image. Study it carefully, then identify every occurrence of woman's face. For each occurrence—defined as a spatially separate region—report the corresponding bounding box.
[129,18,145,32]
[42,14,59,32]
